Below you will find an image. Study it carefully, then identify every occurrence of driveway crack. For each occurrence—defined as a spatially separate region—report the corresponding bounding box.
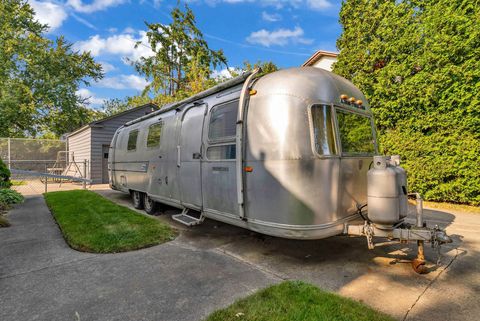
[215,247,288,281]
[0,255,99,280]
[402,248,461,321]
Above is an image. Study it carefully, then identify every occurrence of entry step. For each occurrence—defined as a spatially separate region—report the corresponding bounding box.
[172,209,204,226]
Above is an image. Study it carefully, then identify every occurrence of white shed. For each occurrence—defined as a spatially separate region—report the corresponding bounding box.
[67,103,158,184]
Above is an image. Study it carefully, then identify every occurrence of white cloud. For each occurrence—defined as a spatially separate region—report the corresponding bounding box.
[74,30,153,62]
[98,74,150,91]
[28,0,68,31]
[261,11,281,22]
[123,27,136,34]
[70,12,98,30]
[98,61,117,72]
[246,26,312,47]
[205,0,332,10]
[67,0,127,14]
[76,88,106,106]
[307,0,332,10]
[211,67,242,80]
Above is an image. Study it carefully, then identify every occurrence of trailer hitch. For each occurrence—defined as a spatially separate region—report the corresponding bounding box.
[346,193,452,274]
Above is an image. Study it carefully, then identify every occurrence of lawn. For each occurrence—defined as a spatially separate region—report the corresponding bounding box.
[44,190,177,253]
[205,281,394,321]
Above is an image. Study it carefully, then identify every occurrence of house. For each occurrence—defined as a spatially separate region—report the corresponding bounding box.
[302,50,339,71]
[67,103,159,184]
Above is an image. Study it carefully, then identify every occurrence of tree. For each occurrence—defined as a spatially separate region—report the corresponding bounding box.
[334,0,480,205]
[241,60,279,76]
[102,98,132,116]
[101,96,153,116]
[134,3,227,99]
[0,0,103,137]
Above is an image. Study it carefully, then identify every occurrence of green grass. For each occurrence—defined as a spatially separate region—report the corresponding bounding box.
[205,281,394,321]
[44,190,177,253]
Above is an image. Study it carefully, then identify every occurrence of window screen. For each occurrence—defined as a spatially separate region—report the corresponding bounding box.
[208,100,238,140]
[336,110,375,155]
[311,105,337,155]
[207,145,236,160]
[146,122,162,148]
[127,130,138,151]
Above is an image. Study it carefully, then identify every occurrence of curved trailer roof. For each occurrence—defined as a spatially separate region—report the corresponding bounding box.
[124,71,253,127]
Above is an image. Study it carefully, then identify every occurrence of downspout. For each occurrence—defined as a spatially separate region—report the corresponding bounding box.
[236,68,261,220]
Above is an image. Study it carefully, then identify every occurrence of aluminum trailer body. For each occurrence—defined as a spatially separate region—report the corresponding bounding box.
[109,67,379,239]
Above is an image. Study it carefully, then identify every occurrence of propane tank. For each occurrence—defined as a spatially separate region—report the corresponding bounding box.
[390,155,408,219]
[367,155,408,227]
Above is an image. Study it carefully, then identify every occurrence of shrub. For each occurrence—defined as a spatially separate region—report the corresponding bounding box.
[0,159,11,189]
[0,189,24,205]
[335,0,480,205]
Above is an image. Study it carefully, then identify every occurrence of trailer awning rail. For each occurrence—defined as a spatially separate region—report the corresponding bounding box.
[124,71,254,127]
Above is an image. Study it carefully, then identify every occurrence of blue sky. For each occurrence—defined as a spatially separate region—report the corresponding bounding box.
[28,0,342,108]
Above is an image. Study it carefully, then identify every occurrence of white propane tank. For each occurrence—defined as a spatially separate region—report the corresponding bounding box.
[390,155,408,219]
[367,155,408,226]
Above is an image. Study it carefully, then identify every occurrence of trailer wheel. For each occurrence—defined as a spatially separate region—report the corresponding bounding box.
[143,194,158,215]
[132,191,144,209]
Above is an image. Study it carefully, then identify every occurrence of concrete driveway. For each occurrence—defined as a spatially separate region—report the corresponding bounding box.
[1,188,478,321]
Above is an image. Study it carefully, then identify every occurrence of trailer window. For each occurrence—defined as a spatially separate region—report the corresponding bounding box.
[208,100,238,140]
[207,144,236,160]
[336,109,375,155]
[127,130,138,151]
[311,105,337,155]
[146,122,162,148]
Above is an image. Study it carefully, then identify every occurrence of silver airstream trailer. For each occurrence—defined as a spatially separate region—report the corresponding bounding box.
[109,67,450,273]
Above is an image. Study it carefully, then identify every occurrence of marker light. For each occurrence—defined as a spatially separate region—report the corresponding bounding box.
[340,94,348,100]
[356,100,363,106]
[249,89,257,96]
[348,97,356,104]
[245,166,253,172]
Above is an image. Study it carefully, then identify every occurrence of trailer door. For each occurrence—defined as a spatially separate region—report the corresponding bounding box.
[178,103,207,209]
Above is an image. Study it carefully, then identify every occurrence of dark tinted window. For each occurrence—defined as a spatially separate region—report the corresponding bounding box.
[208,100,238,140]
[146,122,162,148]
[336,110,375,155]
[207,145,236,160]
[311,105,337,155]
[127,130,138,151]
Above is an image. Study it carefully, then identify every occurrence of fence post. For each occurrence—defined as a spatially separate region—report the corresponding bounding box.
[7,138,11,169]
[83,159,87,190]
[44,162,48,194]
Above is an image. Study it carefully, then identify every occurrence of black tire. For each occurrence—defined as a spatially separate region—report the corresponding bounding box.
[132,190,144,209]
[143,194,158,215]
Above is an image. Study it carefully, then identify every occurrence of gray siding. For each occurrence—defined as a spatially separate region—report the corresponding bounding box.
[68,105,156,184]
[90,106,155,183]
[66,127,91,179]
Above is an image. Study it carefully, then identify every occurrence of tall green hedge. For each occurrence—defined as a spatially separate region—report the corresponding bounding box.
[334,0,480,205]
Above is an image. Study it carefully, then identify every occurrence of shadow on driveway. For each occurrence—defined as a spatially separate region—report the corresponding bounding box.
[0,196,277,321]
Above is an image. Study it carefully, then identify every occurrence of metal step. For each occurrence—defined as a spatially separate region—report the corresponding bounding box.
[172,209,204,226]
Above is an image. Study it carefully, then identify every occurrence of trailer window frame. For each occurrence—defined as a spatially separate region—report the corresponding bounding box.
[205,99,239,161]
[146,121,163,149]
[206,143,236,161]
[333,105,377,156]
[207,99,239,143]
[308,104,339,158]
[127,129,139,152]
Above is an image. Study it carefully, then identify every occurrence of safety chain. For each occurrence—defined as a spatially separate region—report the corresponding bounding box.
[364,221,375,250]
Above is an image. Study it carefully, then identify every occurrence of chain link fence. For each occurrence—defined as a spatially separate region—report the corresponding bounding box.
[1,138,90,195]
[0,137,67,166]
[11,167,90,196]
